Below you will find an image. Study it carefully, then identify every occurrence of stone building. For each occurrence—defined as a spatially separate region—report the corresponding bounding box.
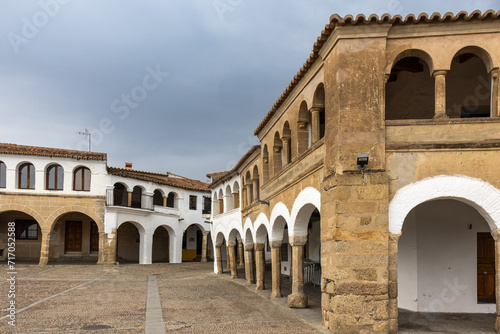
[0,143,212,266]
[208,10,500,333]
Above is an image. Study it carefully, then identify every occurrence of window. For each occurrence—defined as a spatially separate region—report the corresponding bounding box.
[189,195,197,210]
[73,167,91,191]
[203,196,211,214]
[19,163,35,189]
[167,192,175,208]
[46,164,64,190]
[15,219,38,240]
[153,190,163,206]
[0,161,6,188]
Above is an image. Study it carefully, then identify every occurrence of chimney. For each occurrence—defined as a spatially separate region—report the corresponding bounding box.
[125,162,133,170]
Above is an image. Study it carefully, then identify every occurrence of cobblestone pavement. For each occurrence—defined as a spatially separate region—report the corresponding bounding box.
[0,262,496,333]
[0,262,326,333]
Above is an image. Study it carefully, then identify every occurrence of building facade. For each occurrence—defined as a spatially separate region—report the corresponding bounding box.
[0,143,212,266]
[209,10,500,333]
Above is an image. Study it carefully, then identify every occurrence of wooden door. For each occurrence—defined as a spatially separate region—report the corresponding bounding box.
[65,221,82,252]
[478,233,496,303]
[90,222,99,252]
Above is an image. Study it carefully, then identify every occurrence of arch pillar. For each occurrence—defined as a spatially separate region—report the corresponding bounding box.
[228,241,238,279]
[282,137,290,166]
[271,240,283,298]
[254,242,265,290]
[287,236,308,308]
[238,240,244,267]
[246,183,253,206]
[139,231,152,264]
[38,231,51,266]
[244,244,255,284]
[201,231,210,262]
[433,70,449,119]
[491,229,500,332]
[388,232,401,334]
[215,243,223,274]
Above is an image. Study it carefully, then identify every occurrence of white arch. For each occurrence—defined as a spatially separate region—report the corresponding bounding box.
[389,175,500,234]
[243,217,254,245]
[254,213,271,244]
[226,219,243,242]
[290,187,321,237]
[269,202,291,241]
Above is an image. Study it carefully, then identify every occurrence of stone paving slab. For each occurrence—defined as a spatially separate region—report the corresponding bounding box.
[0,263,322,333]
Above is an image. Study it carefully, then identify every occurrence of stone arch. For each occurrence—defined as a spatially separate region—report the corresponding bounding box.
[0,204,46,229]
[297,100,311,154]
[182,222,209,233]
[254,213,271,244]
[262,144,270,183]
[270,202,291,241]
[386,50,435,120]
[48,206,104,232]
[226,219,243,242]
[386,48,435,76]
[215,231,225,245]
[244,227,254,246]
[290,187,321,238]
[450,45,494,73]
[389,175,500,235]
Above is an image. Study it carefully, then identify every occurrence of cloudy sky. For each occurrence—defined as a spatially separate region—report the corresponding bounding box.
[0,0,497,181]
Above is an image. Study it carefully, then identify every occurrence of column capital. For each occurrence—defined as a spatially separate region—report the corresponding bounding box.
[254,242,265,251]
[297,121,307,129]
[289,236,307,247]
[270,240,283,248]
[389,232,402,243]
[309,107,323,114]
[491,229,500,241]
[244,244,254,251]
[490,68,499,79]
[227,241,236,247]
[432,70,448,78]
[215,242,223,248]
[202,231,210,237]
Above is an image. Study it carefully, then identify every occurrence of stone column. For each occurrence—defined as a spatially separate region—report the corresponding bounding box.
[226,244,231,269]
[492,230,500,332]
[201,231,209,262]
[310,107,321,144]
[244,244,255,284]
[127,191,132,207]
[233,192,239,209]
[163,196,167,207]
[246,184,253,205]
[238,240,244,267]
[97,231,106,265]
[433,70,448,119]
[228,241,238,279]
[491,69,499,117]
[242,187,247,209]
[271,241,282,298]
[388,232,401,334]
[254,243,265,290]
[252,177,259,201]
[282,137,290,166]
[215,243,223,274]
[287,236,307,308]
[38,231,51,266]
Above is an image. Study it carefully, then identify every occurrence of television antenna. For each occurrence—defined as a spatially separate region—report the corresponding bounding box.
[77,129,91,152]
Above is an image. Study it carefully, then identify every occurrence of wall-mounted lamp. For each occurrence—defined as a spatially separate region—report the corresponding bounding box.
[357,154,369,170]
[204,221,212,224]
[256,199,270,205]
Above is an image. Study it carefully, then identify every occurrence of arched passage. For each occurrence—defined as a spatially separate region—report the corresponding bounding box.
[390,175,500,330]
[116,221,145,264]
[0,210,42,262]
[152,225,171,263]
[182,224,205,262]
[51,211,102,263]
